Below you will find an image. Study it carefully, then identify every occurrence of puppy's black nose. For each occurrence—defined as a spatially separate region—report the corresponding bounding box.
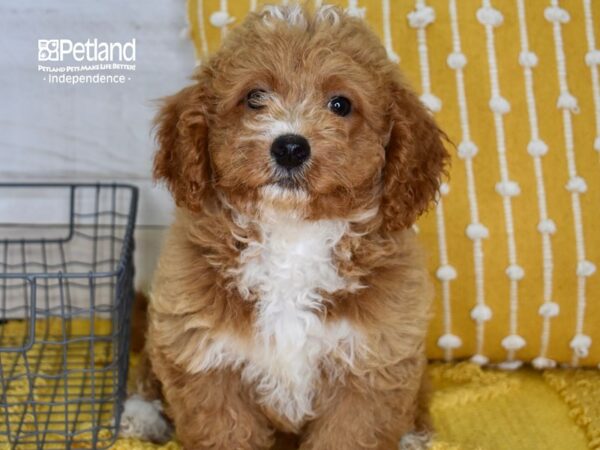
[270,134,311,169]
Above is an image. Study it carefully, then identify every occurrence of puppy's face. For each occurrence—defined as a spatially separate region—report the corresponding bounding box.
[207,9,390,213]
[154,6,448,229]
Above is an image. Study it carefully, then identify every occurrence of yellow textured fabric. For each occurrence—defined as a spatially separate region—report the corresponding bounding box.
[112,362,600,450]
[3,320,598,448]
[186,0,600,367]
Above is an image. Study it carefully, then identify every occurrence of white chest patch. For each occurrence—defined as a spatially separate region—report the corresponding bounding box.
[191,211,362,426]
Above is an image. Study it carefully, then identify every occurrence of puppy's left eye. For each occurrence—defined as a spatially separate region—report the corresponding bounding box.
[328,96,352,117]
[246,89,268,110]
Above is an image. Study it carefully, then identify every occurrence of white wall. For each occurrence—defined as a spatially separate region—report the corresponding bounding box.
[0,1,195,287]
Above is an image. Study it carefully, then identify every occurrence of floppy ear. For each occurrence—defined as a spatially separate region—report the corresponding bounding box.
[381,80,449,231]
[153,83,211,212]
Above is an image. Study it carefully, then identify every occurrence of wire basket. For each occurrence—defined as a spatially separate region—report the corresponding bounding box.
[0,183,138,449]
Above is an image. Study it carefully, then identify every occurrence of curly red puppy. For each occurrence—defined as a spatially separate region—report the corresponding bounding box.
[120,5,448,450]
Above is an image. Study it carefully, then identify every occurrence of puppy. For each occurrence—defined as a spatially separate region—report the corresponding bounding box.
[121,5,448,450]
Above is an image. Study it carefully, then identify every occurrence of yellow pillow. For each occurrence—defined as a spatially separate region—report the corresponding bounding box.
[186,0,600,368]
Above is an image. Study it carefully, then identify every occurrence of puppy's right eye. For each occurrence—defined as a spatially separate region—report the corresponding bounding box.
[246,89,268,110]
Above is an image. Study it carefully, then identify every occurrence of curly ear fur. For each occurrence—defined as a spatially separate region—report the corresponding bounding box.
[381,79,449,231]
[153,83,211,212]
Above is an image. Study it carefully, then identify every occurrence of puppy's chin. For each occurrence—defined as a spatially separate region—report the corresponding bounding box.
[275,176,301,190]
[259,183,309,216]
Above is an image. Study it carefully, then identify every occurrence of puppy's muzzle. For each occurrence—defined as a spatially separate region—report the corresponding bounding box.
[270,134,310,170]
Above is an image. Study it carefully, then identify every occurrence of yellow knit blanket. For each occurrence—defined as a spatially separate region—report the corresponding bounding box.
[112,362,600,450]
[2,320,599,449]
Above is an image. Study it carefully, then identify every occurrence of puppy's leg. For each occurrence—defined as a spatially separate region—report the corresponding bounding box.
[414,373,433,434]
[396,373,433,450]
[119,351,173,443]
[159,364,275,450]
[301,358,428,450]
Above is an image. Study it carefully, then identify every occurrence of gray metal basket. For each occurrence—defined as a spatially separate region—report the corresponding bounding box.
[0,183,138,449]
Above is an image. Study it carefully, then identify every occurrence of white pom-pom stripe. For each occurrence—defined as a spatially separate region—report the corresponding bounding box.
[502,334,526,350]
[565,176,587,193]
[470,354,489,366]
[581,0,600,362]
[489,96,511,114]
[458,141,478,159]
[210,10,234,27]
[437,333,462,350]
[481,0,524,366]
[547,0,593,367]
[516,0,556,365]
[436,264,457,281]
[557,92,579,112]
[447,52,467,69]
[527,139,548,157]
[586,49,600,66]
[471,304,492,322]
[194,0,210,60]
[466,223,489,240]
[577,260,596,277]
[537,219,557,234]
[519,51,538,68]
[439,182,450,196]
[412,1,458,363]
[532,357,557,369]
[505,264,525,281]
[420,93,442,112]
[476,6,504,27]
[408,5,435,29]
[449,0,488,363]
[382,0,400,64]
[498,360,523,371]
[495,180,521,197]
[570,334,592,358]
[544,5,570,23]
[411,1,439,118]
[538,302,560,318]
[386,50,400,64]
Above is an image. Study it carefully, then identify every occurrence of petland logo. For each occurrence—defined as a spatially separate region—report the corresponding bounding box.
[38,39,135,62]
[37,38,136,85]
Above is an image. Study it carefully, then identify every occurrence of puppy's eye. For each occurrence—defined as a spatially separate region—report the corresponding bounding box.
[328,96,352,117]
[246,89,268,110]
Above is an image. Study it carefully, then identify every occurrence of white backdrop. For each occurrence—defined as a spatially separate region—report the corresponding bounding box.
[0,1,196,287]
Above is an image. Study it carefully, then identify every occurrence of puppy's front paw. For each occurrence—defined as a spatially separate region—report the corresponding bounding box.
[118,394,173,444]
[398,431,432,450]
